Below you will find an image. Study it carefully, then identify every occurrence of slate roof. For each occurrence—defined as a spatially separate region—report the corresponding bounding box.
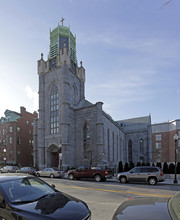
[77,99,93,109]
[116,115,151,132]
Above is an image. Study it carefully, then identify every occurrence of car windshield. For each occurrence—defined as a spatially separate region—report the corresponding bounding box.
[0,177,56,204]
[168,192,180,220]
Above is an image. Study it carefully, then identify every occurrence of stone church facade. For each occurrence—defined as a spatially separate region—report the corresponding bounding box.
[33,22,152,171]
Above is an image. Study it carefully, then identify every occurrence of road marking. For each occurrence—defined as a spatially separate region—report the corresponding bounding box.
[56,184,172,198]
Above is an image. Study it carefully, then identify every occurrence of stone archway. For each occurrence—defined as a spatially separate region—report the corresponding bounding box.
[47,144,59,168]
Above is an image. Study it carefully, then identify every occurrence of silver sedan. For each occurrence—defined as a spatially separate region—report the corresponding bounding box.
[36,168,64,178]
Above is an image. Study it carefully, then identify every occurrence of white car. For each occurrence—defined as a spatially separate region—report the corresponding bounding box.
[36,167,64,178]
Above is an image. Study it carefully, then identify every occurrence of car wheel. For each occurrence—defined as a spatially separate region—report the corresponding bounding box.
[95,174,102,182]
[149,177,157,185]
[36,173,40,177]
[120,176,127,183]
[50,173,54,178]
[69,174,74,180]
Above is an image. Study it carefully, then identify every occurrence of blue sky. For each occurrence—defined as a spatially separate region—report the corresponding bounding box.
[0,0,180,123]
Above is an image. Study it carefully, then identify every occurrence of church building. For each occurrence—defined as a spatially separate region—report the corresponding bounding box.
[33,21,152,171]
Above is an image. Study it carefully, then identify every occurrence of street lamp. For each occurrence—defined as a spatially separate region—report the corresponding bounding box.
[174,134,178,184]
[3,148,7,165]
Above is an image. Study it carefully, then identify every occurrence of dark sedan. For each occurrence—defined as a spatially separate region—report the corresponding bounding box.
[0,174,91,220]
[112,192,180,220]
[16,167,36,175]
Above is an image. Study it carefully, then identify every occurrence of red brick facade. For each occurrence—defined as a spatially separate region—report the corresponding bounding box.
[0,107,38,166]
[152,120,180,163]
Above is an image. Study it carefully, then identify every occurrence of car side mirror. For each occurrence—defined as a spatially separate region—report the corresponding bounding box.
[51,184,55,189]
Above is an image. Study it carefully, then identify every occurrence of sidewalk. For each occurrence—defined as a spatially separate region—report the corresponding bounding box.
[159,178,180,185]
[109,176,180,185]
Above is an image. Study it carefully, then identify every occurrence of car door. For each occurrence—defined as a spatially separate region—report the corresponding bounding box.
[128,168,141,181]
[76,166,87,178]
[42,168,49,177]
[138,168,148,182]
[48,168,55,177]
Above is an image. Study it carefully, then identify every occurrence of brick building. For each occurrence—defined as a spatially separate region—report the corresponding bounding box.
[0,107,38,166]
[151,119,180,163]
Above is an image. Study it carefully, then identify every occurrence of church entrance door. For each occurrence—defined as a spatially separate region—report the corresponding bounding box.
[47,145,59,168]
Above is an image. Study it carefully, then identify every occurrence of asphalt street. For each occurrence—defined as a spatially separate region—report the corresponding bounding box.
[41,177,179,220]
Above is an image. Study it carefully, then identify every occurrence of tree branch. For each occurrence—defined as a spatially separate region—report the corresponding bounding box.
[157,0,173,10]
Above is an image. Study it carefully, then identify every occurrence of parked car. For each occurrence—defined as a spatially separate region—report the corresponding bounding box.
[36,167,64,178]
[112,191,180,220]
[0,173,91,220]
[117,166,164,185]
[16,166,36,175]
[0,165,19,173]
[67,166,113,182]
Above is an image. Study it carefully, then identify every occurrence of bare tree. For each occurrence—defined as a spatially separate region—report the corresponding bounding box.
[157,0,173,10]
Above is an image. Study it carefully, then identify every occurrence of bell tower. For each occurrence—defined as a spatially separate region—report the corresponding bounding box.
[35,19,85,171]
[49,18,77,74]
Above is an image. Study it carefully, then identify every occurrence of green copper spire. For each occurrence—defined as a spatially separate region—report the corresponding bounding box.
[49,18,77,65]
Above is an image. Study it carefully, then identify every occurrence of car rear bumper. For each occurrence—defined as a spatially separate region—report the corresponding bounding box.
[158,177,165,182]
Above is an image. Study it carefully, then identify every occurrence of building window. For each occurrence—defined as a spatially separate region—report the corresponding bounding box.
[128,140,132,162]
[17,137,21,145]
[29,140,32,145]
[178,140,180,147]
[140,139,144,153]
[2,129,5,135]
[9,137,12,144]
[156,142,161,149]
[9,150,13,159]
[17,127,21,133]
[17,151,21,155]
[83,123,90,159]
[107,129,110,162]
[26,121,29,126]
[50,84,59,134]
[155,134,162,141]
[178,131,180,137]
[9,126,13,133]
[29,130,32,135]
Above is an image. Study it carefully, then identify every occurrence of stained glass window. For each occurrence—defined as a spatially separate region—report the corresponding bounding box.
[50,84,59,134]
[128,140,132,162]
[83,123,90,159]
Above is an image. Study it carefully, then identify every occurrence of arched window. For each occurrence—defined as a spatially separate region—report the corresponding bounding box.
[50,84,59,134]
[128,140,132,162]
[140,139,144,153]
[107,129,110,161]
[112,132,114,162]
[83,123,90,159]
[73,84,77,106]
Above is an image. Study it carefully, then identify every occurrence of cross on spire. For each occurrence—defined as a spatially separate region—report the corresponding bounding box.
[60,17,65,26]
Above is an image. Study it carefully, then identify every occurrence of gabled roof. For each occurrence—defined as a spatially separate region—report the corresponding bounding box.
[116,115,151,132]
[76,99,93,109]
